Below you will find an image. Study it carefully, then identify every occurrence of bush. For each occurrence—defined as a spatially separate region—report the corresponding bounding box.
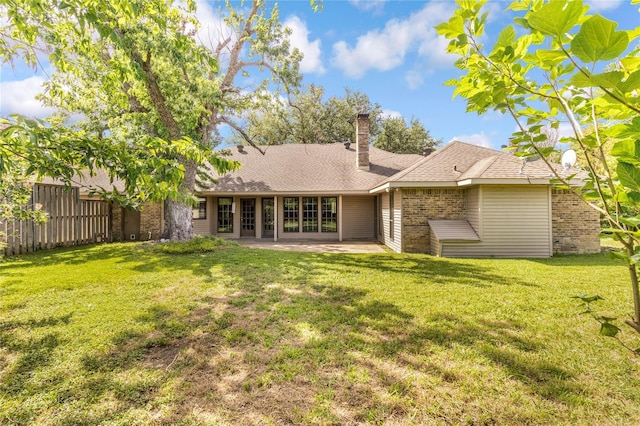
[150,235,237,254]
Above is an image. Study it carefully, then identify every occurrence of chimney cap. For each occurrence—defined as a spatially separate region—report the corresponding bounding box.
[357,113,369,119]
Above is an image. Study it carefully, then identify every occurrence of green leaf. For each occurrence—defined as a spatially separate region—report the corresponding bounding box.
[620,70,640,94]
[608,250,629,261]
[571,14,629,63]
[617,117,640,139]
[495,25,516,48]
[526,0,585,38]
[600,322,620,338]
[617,161,640,191]
[619,216,640,227]
[611,139,640,164]
[535,49,567,66]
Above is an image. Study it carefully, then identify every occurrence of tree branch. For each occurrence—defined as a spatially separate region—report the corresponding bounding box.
[561,46,640,115]
[220,115,265,155]
[113,27,181,141]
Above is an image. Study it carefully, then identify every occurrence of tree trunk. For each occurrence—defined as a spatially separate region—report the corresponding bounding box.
[163,159,197,241]
[626,255,640,334]
[164,197,193,241]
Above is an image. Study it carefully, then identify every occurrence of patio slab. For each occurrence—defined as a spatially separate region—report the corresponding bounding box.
[237,240,386,253]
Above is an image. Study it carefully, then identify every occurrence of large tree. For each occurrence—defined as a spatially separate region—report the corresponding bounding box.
[374,117,441,154]
[437,0,640,340]
[238,85,438,151]
[1,0,301,240]
[238,86,384,145]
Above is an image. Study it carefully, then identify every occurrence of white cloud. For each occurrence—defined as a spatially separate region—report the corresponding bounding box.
[331,2,455,79]
[481,110,506,122]
[558,122,575,139]
[381,109,402,119]
[349,0,387,13]
[284,16,326,75]
[450,132,492,148]
[483,1,506,23]
[585,0,624,12]
[0,76,54,118]
[194,2,236,52]
[404,69,424,89]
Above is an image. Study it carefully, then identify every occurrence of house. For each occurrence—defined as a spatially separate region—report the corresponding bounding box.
[193,114,600,257]
[37,170,164,244]
[13,114,599,257]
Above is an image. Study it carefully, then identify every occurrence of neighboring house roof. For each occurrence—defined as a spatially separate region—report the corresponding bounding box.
[203,143,423,194]
[38,169,126,194]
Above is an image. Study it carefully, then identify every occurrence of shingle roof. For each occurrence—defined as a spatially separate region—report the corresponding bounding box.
[381,141,499,184]
[204,143,423,194]
[34,140,580,196]
[428,219,480,241]
[382,140,574,185]
[38,169,125,193]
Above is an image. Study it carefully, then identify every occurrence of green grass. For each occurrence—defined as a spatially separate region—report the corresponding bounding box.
[1,241,640,425]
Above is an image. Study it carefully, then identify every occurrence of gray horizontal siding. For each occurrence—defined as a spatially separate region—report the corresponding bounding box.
[443,186,551,258]
[342,196,375,240]
[193,197,213,236]
[380,192,401,253]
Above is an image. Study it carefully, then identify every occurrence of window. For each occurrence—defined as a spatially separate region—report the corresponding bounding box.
[302,197,318,232]
[321,197,337,233]
[284,197,299,232]
[217,197,233,233]
[389,191,395,241]
[193,197,207,220]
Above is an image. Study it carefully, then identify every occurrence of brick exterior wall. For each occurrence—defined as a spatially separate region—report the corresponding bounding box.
[111,204,123,242]
[140,202,163,240]
[110,202,163,242]
[401,188,466,253]
[551,189,600,254]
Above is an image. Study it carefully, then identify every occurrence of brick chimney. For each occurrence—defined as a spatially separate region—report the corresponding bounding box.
[356,113,370,171]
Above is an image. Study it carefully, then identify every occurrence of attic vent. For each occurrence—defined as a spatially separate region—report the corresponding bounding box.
[422,147,435,156]
[237,144,244,153]
[344,141,351,149]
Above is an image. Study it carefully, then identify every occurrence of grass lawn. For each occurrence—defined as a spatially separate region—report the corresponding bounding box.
[1,240,640,425]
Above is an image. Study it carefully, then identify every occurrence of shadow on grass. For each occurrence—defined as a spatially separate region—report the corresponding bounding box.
[0,244,608,424]
[528,252,621,267]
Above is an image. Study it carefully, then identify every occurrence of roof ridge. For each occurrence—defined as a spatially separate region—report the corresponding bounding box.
[381,142,456,183]
[449,139,503,154]
[458,155,499,180]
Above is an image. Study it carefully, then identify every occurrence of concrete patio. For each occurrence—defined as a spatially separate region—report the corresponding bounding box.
[236,240,386,253]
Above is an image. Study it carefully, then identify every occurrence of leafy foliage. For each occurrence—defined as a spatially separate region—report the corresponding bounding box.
[1,0,302,240]
[150,235,237,254]
[237,85,438,153]
[436,0,640,335]
[236,86,384,145]
[374,117,441,154]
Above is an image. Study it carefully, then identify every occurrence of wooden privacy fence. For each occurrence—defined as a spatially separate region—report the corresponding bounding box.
[1,184,111,256]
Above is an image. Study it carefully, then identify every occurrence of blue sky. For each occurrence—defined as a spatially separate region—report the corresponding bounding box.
[1,0,638,150]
